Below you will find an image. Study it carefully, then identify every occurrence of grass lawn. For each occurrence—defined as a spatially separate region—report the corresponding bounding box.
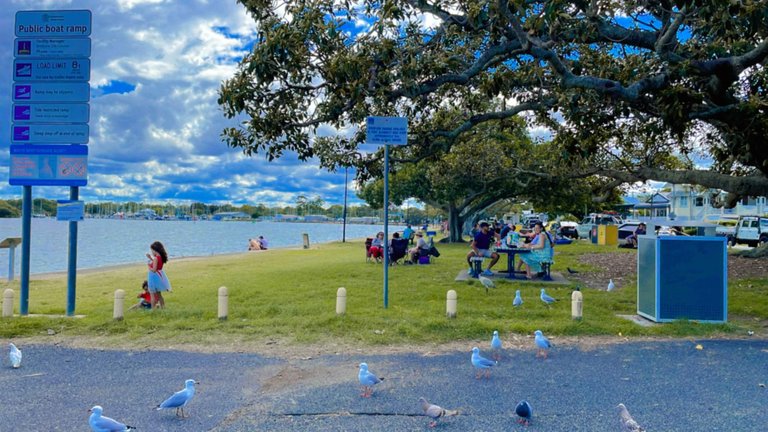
[1,239,766,348]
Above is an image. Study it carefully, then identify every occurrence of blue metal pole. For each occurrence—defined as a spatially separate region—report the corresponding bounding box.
[66,186,79,316]
[20,186,32,315]
[383,145,389,309]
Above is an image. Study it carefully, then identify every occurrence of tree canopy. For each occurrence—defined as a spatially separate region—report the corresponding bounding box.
[220,0,768,203]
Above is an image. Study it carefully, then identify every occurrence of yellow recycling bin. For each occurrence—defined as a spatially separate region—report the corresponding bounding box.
[597,225,618,246]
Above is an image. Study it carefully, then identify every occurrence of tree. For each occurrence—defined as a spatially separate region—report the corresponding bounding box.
[220,0,768,202]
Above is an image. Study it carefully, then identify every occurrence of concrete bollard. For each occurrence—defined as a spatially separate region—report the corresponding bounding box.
[218,286,228,320]
[302,233,310,249]
[113,289,125,321]
[446,290,457,318]
[571,289,583,320]
[2,289,13,317]
[336,287,347,315]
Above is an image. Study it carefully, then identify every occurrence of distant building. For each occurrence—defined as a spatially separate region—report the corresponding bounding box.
[212,211,251,221]
[274,214,301,222]
[303,214,331,223]
[626,184,767,221]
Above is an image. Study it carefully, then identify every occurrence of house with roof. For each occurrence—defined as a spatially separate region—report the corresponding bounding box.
[626,184,767,221]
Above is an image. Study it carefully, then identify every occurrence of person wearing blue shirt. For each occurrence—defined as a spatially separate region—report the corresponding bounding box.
[466,222,500,276]
[403,225,414,245]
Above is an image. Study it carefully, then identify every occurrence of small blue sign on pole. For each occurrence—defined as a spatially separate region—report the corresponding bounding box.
[14,37,91,58]
[12,82,91,102]
[13,103,90,124]
[13,58,91,82]
[15,10,92,37]
[11,123,89,144]
[9,144,88,186]
[56,200,85,221]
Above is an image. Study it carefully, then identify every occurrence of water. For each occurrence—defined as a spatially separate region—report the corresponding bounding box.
[0,218,386,275]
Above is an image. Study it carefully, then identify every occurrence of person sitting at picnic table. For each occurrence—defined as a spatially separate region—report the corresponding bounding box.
[466,221,500,276]
[625,223,646,248]
[517,221,554,279]
[369,231,385,263]
[408,232,431,263]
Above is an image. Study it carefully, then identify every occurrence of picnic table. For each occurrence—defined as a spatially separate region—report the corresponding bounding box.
[495,247,530,279]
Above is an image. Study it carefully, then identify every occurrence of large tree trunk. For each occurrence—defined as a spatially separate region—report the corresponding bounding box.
[446,204,466,243]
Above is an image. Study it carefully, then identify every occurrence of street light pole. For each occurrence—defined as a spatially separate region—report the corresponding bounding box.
[342,167,348,243]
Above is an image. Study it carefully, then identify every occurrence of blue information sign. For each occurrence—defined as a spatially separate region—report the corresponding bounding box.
[15,10,92,37]
[13,103,90,123]
[10,144,88,186]
[366,116,408,145]
[13,58,90,82]
[11,124,89,144]
[12,82,91,102]
[14,37,91,58]
[56,200,85,221]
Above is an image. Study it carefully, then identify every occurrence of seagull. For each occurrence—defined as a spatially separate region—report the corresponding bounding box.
[513,290,523,307]
[156,379,198,418]
[419,397,458,428]
[616,403,645,431]
[534,330,552,359]
[89,405,136,432]
[9,343,22,368]
[478,275,495,294]
[540,288,557,305]
[471,346,497,379]
[490,330,502,361]
[358,362,384,398]
[515,400,533,426]
[607,279,615,291]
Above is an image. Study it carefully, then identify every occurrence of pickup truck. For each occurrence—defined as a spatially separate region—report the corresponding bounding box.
[723,215,768,247]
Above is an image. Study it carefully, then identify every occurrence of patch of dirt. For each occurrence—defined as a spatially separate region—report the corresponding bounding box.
[566,250,767,291]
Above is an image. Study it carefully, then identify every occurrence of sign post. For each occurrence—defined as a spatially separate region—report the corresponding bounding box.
[366,116,408,308]
[11,9,91,316]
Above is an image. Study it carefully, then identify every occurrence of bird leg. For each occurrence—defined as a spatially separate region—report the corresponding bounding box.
[360,386,372,397]
[428,420,437,428]
[484,369,491,379]
[475,370,482,380]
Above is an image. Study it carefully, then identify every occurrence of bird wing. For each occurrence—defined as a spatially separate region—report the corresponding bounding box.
[159,388,190,408]
[10,348,22,367]
[360,370,381,386]
[472,353,495,368]
[536,335,551,348]
[91,414,127,431]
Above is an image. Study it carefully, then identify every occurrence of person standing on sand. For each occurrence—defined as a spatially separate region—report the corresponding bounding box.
[146,241,172,309]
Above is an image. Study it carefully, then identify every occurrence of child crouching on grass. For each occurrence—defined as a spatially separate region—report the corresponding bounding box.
[128,280,152,311]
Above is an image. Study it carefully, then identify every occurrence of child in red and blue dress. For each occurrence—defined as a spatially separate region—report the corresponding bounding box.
[146,241,172,309]
[128,280,152,310]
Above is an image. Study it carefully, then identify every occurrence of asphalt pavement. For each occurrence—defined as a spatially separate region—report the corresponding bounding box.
[1,339,767,431]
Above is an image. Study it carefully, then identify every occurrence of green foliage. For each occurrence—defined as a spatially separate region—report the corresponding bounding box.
[2,240,762,346]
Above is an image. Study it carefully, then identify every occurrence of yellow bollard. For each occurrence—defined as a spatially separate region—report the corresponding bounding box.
[571,289,583,320]
[336,287,347,315]
[218,286,228,320]
[113,289,125,321]
[446,290,457,318]
[2,289,14,317]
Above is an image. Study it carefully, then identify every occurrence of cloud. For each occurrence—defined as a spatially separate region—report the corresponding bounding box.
[0,0,364,207]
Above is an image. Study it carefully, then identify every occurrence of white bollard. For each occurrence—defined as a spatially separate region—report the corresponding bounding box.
[302,233,310,249]
[113,289,125,321]
[336,287,347,315]
[218,286,228,320]
[446,290,457,318]
[571,289,583,320]
[2,289,13,317]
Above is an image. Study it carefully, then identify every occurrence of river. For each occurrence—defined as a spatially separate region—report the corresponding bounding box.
[0,218,386,275]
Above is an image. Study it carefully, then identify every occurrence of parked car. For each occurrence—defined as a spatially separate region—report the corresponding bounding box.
[553,221,580,239]
[576,214,623,239]
[725,215,768,247]
[617,222,641,241]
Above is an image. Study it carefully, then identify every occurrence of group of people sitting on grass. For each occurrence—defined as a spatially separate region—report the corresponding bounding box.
[466,221,553,279]
[367,230,439,265]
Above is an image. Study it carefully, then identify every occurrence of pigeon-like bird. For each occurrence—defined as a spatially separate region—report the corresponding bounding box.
[358,362,384,398]
[616,403,645,431]
[9,343,22,368]
[607,279,615,292]
[156,379,198,418]
[513,290,523,307]
[471,346,497,379]
[89,405,136,432]
[478,275,495,294]
[490,330,502,361]
[540,288,557,305]
[419,397,458,428]
[515,400,533,426]
[534,330,552,359]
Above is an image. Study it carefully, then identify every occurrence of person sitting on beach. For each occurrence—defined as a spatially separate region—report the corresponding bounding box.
[369,232,385,263]
[128,280,152,311]
[409,232,431,263]
[248,238,262,250]
[257,235,269,249]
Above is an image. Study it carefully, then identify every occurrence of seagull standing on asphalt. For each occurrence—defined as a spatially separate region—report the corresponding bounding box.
[419,397,458,428]
[534,330,553,359]
[9,343,22,368]
[89,405,136,432]
[490,330,502,361]
[471,347,497,379]
[616,403,645,431]
[156,379,198,418]
[358,362,384,398]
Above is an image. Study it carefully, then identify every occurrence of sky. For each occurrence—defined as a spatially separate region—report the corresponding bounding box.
[0,0,366,207]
